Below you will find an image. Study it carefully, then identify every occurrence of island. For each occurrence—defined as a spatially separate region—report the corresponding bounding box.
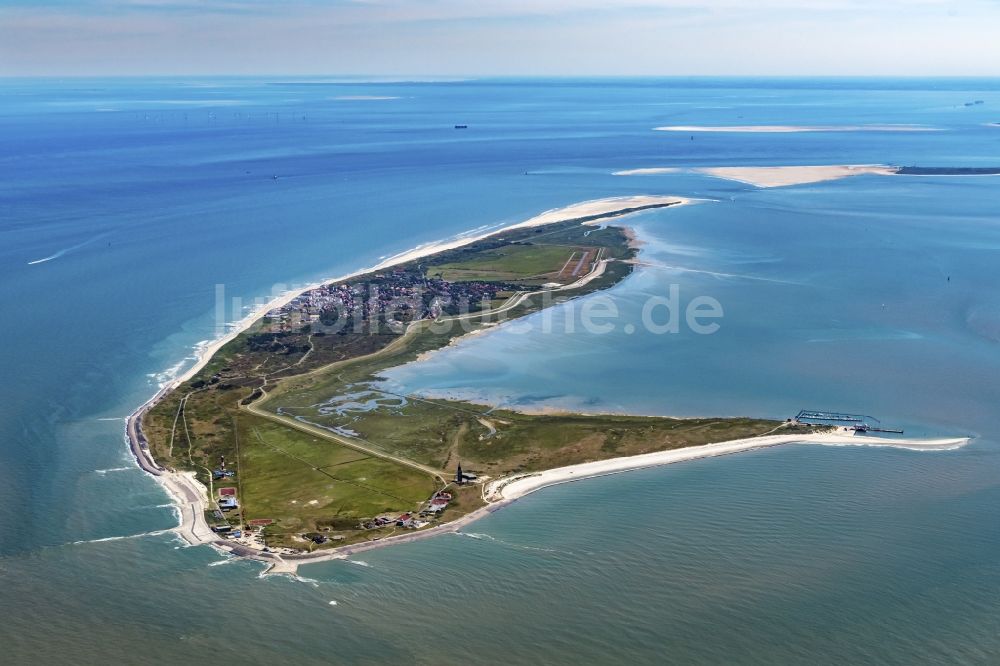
[616,164,1000,188]
[127,196,968,574]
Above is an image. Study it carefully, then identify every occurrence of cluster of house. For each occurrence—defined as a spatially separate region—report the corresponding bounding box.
[210,462,240,514]
[360,513,429,530]
[264,270,511,333]
[359,490,454,531]
[209,481,242,535]
[420,490,453,516]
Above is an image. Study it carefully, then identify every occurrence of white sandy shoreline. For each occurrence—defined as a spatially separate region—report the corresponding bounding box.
[485,431,970,502]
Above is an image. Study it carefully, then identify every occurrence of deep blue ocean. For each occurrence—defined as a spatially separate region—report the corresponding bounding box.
[1,77,999,664]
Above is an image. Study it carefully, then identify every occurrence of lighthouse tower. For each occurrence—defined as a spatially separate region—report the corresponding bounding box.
[455,462,464,485]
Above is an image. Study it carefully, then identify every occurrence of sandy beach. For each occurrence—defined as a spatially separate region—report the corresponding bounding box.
[618,163,1000,188]
[486,430,969,502]
[697,164,900,188]
[614,164,903,188]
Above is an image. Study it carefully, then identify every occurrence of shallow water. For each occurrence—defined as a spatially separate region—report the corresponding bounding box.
[2,77,999,664]
[385,176,1000,439]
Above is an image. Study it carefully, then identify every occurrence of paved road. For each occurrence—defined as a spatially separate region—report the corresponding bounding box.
[244,393,444,479]
[126,400,166,476]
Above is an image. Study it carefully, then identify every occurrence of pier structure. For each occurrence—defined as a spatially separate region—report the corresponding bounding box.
[794,409,904,434]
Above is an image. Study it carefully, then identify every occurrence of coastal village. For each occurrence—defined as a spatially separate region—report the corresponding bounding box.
[262,267,518,335]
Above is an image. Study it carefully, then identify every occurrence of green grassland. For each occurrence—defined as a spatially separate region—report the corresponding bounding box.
[424,221,633,287]
[264,382,781,480]
[429,243,585,283]
[236,415,437,547]
[142,208,798,550]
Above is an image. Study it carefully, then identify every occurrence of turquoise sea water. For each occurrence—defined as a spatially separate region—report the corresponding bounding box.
[2,78,999,664]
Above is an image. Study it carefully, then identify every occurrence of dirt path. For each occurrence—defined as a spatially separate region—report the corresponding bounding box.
[244,385,444,480]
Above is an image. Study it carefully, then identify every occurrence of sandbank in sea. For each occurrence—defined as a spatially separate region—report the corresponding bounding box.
[616,163,1000,188]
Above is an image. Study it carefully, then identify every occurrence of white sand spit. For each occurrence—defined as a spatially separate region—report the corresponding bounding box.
[698,164,899,188]
[487,431,970,502]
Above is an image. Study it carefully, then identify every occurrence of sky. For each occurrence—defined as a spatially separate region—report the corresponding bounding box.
[1,0,999,77]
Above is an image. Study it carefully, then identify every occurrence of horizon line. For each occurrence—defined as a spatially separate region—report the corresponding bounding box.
[3,73,1000,80]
